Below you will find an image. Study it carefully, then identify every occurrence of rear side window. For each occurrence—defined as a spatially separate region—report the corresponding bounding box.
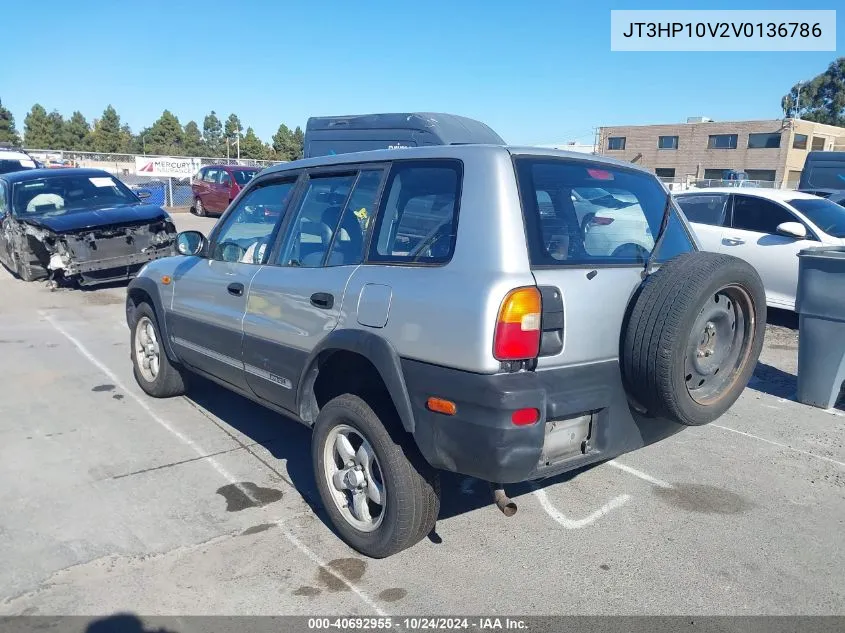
[676,194,728,226]
[731,195,796,234]
[806,165,845,190]
[368,160,461,265]
[515,158,694,266]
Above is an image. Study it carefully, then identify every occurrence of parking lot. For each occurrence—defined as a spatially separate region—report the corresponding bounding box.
[0,211,843,617]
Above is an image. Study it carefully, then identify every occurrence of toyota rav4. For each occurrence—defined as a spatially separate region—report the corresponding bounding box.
[125,143,765,558]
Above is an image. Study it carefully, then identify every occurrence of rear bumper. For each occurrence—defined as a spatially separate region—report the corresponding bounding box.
[402,358,683,484]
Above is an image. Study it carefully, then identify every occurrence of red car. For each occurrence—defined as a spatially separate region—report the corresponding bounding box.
[191,165,260,216]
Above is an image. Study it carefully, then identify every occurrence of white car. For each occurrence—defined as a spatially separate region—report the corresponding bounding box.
[675,188,845,311]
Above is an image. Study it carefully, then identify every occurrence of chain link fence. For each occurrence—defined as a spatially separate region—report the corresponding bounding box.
[23,149,286,209]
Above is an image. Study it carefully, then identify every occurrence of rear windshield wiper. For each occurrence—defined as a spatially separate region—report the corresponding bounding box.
[642,192,673,279]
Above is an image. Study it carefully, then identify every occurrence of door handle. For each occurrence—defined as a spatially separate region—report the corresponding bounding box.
[722,236,745,245]
[310,292,334,309]
[227,282,245,296]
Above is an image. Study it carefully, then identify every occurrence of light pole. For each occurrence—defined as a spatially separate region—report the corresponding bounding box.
[142,134,149,155]
[795,81,803,119]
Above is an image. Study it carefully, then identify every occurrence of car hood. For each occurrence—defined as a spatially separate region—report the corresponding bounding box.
[19,204,170,233]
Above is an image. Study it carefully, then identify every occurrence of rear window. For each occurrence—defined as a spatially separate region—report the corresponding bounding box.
[368,160,461,265]
[0,158,36,174]
[514,158,694,266]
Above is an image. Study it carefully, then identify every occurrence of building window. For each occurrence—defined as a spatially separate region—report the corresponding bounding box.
[658,136,678,150]
[708,134,738,149]
[745,169,777,182]
[812,136,826,151]
[747,133,781,149]
[793,134,808,150]
[655,168,676,179]
[607,137,626,151]
[703,169,729,180]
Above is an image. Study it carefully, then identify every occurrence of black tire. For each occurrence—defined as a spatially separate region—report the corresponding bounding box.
[621,252,765,426]
[130,302,188,398]
[194,197,206,217]
[14,252,38,282]
[312,394,440,558]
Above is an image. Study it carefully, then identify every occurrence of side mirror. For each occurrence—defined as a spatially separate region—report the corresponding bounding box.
[136,190,152,200]
[776,221,807,239]
[176,230,208,257]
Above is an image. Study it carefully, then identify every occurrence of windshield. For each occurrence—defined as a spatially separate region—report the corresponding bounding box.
[806,165,845,190]
[232,169,258,185]
[788,197,845,238]
[12,174,139,217]
[515,157,694,266]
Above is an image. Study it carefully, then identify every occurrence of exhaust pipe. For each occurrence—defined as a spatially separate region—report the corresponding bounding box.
[491,483,517,517]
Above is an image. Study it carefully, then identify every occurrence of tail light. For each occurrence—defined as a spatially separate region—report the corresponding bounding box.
[588,215,615,226]
[494,287,541,361]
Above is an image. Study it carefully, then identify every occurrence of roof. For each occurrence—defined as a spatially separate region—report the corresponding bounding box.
[202,164,261,170]
[0,148,33,159]
[0,167,112,184]
[261,144,652,177]
[305,112,506,145]
[675,187,820,201]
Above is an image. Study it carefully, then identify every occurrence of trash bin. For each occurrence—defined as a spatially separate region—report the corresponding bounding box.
[795,246,845,409]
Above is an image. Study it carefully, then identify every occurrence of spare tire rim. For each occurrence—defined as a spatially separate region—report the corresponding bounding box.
[684,284,755,406]
[323,424,385,532]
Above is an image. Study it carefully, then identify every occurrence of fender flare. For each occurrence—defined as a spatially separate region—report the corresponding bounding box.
[295,329,416,433]
[125,276,179,362]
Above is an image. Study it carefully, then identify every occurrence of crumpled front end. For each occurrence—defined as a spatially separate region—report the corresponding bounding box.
[16,218,177,286]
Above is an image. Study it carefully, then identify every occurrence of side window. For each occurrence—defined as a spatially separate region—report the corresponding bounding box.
[204,168,219,183]
[0,183,7,216]
[369,161,461,264]
[209,180,296,263]
[675,195,728,226]
[324,170,384,266]
[731,196,797,234]
[194,168,206,182]
[277,174,357,268]
[221,171,233,186]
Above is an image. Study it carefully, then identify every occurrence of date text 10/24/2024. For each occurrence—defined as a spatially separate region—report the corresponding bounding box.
[307,618,529,630]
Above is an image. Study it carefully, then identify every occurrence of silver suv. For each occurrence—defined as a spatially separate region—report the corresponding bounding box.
[126,144,765,558]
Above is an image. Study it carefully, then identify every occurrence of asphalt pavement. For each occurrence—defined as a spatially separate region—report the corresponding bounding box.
[0,212,843,617]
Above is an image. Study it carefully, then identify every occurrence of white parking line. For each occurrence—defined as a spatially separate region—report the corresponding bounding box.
[606,460,673,488]
[532,488,630,529]
[712,424,845,469]
[40,312,262,506]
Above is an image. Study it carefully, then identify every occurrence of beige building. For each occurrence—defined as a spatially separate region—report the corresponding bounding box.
[597,117,845,189]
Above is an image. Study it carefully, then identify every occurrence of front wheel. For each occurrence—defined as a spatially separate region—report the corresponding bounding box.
[312,394,440,558]
[130,302,188,398]
[194,197,206,217]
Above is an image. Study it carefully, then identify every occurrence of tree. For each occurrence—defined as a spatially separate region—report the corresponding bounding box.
[224,113,243,155]
[47,111,65,149]
[240,127,267,159]
[203,110,223,156]
[65,111,91,150]
[90,105,129,153]
[183,120,204,156]
[272,123,300,161]
[293,125,304,160]
[782,57,845,126]
[23,104,52,148]
[0,99,21,146]
[146,110,184,155]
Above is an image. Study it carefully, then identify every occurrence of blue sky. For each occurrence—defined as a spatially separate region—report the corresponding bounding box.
[1,0,842,145]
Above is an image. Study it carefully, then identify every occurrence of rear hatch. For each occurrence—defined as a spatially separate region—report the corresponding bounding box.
[511,154,697,368]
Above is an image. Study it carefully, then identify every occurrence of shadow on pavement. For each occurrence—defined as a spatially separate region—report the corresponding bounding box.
[86,613,177,633]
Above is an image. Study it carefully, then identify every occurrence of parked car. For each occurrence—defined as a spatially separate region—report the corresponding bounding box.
[0,168,177,285]
[675,187,845,311]
[126,142,764,558]
[191,165,261,217]
[798,150,845,199]
[0,147,39,174]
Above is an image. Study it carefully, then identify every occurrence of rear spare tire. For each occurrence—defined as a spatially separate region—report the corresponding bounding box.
[622,252,765,426]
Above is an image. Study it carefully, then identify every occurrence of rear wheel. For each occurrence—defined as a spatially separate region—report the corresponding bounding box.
[622,252,765,426]
[194,197,206,217]
[312,394,440,558]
